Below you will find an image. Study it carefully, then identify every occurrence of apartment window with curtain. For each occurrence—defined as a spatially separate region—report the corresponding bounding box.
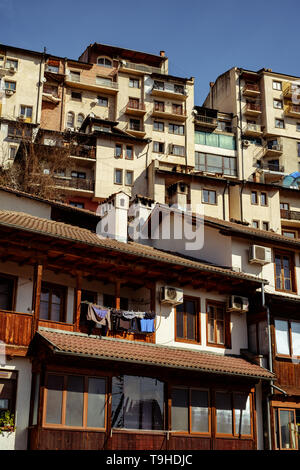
[195,152,237,176]
[169,123,184,135]
[114,169,123,185]
[273,81,282,90]
[39,282,67,323]
[153,121,164,132]
[274,252,295,293]
[274,319,300,357]
[175,297,200,344]
[215,392,252,437]
[207,301,230,348]
[171,388,210,434]
[69,71,80,82]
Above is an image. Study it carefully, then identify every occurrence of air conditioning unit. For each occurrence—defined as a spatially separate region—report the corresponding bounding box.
[249,245,272,264]
[160,286,183,306]
[227,295,249,313]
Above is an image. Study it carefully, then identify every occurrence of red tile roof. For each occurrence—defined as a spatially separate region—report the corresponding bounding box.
[38,329,274,380]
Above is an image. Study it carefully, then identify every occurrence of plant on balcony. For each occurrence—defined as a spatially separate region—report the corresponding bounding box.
[0,410,15,435]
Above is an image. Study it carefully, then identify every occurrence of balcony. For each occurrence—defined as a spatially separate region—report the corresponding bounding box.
[244,102,262,117]
[120,61,164,75]
[69,145,96,162]
[65,75,118,95]
[125,100,146,116]
[125,121,146,138]
[54,176,95,193]
[264,141,283,157]
[151,82,187,101]
[42,85,61,104]
[243,123,262,137]
[194,114,218,129]
[151,104,187,122]
[280,209,300,221]
[284,104,300,118]
[283,82,300,99]
[258,162,285,173]
[242,83,260,97]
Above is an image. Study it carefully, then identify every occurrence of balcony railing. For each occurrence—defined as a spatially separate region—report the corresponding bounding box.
[127,101,146,111]
[280,209,300,220]
[120,61,163,75]
[54,177,95,191]
[66,74,118,91]
[259,163,284,172]
[152,82,186,96]
[194,115,218,126]
[244,123,262,133]
[69,145,96,159]
[245,103,261,112]
[288,104,300,114]
[128,122,145,132]
[245,83,260,92]
[43,85,59,97]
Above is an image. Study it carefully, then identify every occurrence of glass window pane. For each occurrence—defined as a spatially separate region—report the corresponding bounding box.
[191,389,209,433]
[234,394,251,435]
[195,131,206,145]
[280,410,296,449]
[171,388,189,431]
[291,322,300,356]
[87,377,106,428]
[248,324,257,354]
[46,375,63,424]
[275,320,290,355]
[205,133,219,147]
[216,392,232,434]
[32,373,40,426]
[186,300,196,340]
[176,303,184,338]
[258,321,269,355]
[65,375,84,427]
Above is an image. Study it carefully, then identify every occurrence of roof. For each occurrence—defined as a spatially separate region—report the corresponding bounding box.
[0,209,267,285]
[38,328,274,380]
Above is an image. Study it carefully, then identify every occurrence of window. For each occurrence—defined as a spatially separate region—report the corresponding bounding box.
[20,105,33,120]
[0,371,17,426]
[153,121,164,132]
[153,141,165,153]
[71,91,81,101]
[216,392,252,436]
[273,81,282,91]
[77,113,84,127]
[128,98,140,109]
[275,252,295,292]
[69,201,84,209]
[97,57,112,68]
[274,408,300,450]
[69,71,80,82]
[46,61,59,73]
[40,282,66,322]
[0,275,16,311]
[129,118,141,131]
[275,319,300,357]
[195,131,236,150]
[66,111,74,128]
[115,144,122,158]
[170,144,184,156]
[282,230,297,239]
[297,142,300,158]
[5,58,18,70]
[169,123,184,135]
[171,388,209,434]
[297,123,300,132]
[207,302,228,347]
[175,297,200,343]
[252,220,259,229]
[44,373,106,429]
[7,124,31,139]
[96,76,113,87]
[174,84,184,94]
[172,103,183,116]
[195,152,237,176]
[154,101,164,112]
[97,96,108,107]
[125,145,133,160]
[9,146,17,160]
[261,192,267,206]
[125,170,133,186]
[202,189,216,205]
[248,321,269,356]
[280,202,289,211]
[153,80,164,90]
[4,81,16,91]
[129,78,140,88]
[274,99,283,109]
[112,375,164,430]
[71,171,86,179]
[251,191,258,205]
[262,221,269,231]
[275,119,284,129]
[114,169,123,184]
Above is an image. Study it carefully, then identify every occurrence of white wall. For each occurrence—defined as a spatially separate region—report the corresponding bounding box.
[0,191,51,219]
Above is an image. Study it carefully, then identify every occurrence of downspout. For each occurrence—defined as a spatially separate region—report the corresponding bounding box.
[36,48,45,125]
[240,180,245,223]
[222,180,229,220]
[238,69,245,181]
[261,282,272,450]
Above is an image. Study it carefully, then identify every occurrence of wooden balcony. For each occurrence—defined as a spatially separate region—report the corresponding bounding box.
[284,104,300,118]
[243,123,262,137]
[244,102,262,117]
[0,310,33,351]
[194,114,218,129]
[280,209,300,221]
[242,83,260,97]
[125,101,146,116]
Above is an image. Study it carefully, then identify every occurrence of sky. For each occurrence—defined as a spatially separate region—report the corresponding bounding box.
[1,0,300,104]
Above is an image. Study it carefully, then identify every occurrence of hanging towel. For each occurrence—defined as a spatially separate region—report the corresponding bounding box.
[140,318,155,333]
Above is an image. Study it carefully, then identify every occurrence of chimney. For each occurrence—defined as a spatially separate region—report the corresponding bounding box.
[167,182,189,211]
[160,51,165,57]
[128,195,155,242]
[96,191,130,243]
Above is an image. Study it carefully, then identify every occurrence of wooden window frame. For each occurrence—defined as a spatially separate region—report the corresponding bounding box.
[97,96,108,107]
[214,390,253,439]
[154,100,165,112]
[274,250,297,294]
[202,189,217,205]
[114,168,123,185]
[115,143,123,159]
[175,296,201,345]
[282,229,298,239]
[274,317,300,359]
[129,77,140,89]
[40,282,67,323]
[42,372,107,431]
[125,144,134,160]
[206,300,231,349]
[153,121,164,132]
[251,191,258,205]
[125,170,134,187]
[274,407,298,450]
[0,370,17,420]
[171,386,211,436]
[0,273,17,312]
[168,123,184,135]
[260,192,268,207]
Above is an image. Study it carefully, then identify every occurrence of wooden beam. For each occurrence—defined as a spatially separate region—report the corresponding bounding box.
[115,280,121,309]
[32,262,43,336]
[74,272,82,332]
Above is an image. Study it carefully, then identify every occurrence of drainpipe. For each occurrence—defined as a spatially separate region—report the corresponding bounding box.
[222,180,229,220]
[240,180,245,223]
[238,69,245,181]
[36,47,46,124]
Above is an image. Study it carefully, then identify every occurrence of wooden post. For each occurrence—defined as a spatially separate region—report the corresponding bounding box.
[115,280,121,309]
[32,262,43,337]
[75,272,82,332]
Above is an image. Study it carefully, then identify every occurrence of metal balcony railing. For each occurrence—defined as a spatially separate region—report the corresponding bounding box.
[121,61,164,75]
[280,209,300,220]
[244,83,260,92]
[54,177,95,191]
[244,123,261,133]
[127,100,146,111]
[153,82,186,95]
[69,146,96,159]
[245,102,261,112]
[194,115,217,125]
[259,163,284,172]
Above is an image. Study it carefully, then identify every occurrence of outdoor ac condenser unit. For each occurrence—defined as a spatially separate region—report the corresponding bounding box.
[249,245,272,264]
[160,286,183,306]
[227,295,249,313]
